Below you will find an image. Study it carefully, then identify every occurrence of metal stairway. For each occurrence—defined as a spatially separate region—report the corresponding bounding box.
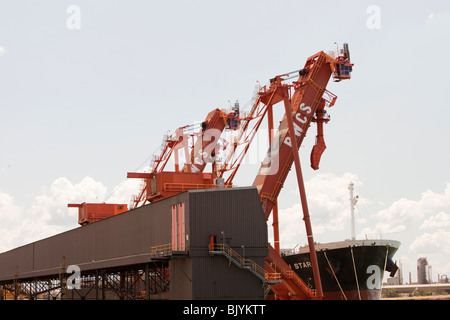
[209,243,281,290]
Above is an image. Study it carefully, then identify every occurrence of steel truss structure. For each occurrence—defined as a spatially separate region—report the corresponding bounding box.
[0,261,169,300]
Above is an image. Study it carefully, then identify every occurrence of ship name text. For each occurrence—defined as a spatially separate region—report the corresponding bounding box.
[290,261,312,270]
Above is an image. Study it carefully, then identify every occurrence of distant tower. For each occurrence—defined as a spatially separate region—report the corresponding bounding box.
[417,257,428,284]
[348,182,358,240]
[427,264,433,284]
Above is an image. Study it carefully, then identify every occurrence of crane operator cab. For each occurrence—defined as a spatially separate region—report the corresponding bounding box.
[227,100,240,130]
[333,43,353,82]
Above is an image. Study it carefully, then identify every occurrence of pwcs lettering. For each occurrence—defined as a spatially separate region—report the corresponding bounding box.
[283,103,312,147]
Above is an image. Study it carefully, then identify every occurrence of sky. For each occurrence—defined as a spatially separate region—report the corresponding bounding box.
[1,0,450,284]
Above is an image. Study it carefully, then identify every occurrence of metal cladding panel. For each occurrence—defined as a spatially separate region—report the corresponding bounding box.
[186,187,267,300]
[0,186,268,301]
[0,192,190,281]
[0,244,34,280]
[167,187,267,300]
[191,256,265,300]
[188,187,267,250]
[169,257,193,300]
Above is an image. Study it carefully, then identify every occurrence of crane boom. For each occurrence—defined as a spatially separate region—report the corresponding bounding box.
[183,108,236,174]
[127,107,240,206]
[253,51,344,220]
[250,47,353,300]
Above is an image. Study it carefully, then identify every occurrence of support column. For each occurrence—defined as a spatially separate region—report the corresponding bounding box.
[282,91,323,299]
[145,263,150,300]
[101,270,106,300]
[267,104,280,254]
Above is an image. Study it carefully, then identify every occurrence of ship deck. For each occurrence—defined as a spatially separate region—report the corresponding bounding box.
[287,239,401,255]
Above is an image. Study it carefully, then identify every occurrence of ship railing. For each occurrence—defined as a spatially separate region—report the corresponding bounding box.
[364,233,383,240]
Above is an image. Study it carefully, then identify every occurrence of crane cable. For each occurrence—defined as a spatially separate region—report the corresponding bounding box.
[323,251,347,300]
[383,245,390,279]
[350,246,362,300]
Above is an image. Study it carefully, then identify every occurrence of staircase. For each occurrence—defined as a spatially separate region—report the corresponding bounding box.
[208,243,281,288]
[265,244,318,300]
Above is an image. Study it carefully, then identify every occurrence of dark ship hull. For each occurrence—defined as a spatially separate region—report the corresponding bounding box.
[282,239,400,300]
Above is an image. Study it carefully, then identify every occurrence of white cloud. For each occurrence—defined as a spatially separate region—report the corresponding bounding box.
[0,192,25,252]
[29,176,107,226]
[0,176,137,253]
[370,184,450,280]
[272,173,450,280]
[1,172,449,279]
[307,172,366,233]
[0,191,22,222]
[0,46,7,56]
[275,172,365,247]
[420,211,450,230]
[409,229,450,256]
[426,12,449,24]
[374,183,450,235]
[105,178,142,206]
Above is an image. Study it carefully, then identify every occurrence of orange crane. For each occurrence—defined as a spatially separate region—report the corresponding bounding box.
[249,46,353,299]
[127,106,240,207]
[69,108,240,221]
[68,202,128,226]
[68,44,353,299]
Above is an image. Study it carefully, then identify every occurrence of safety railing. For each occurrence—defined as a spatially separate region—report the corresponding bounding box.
[150,244,173,257]
[164,183,233,192]
[209,243,281,284]
[266,244,316,298]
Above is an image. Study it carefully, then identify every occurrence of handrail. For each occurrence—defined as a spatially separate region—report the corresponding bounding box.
[164,183,233,192]
[266,244,316,297]
[150,244,173,257]
[150,243,189,257]
[209,243,280,283]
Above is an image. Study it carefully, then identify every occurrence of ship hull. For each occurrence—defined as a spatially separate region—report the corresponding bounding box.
[282,239,400,300]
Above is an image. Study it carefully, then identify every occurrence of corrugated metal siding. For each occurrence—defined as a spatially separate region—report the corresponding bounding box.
[189,187,267,250]
[0,192,189,281]
[0,244,34,280]
[0,187,268,300]
[191,256,264,300]
[188,187,267,300]
[169,257,193,299]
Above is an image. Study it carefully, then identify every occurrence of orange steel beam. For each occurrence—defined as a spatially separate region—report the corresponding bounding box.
[267,104,280,254]
[282,89,323,299]
[310,99,329,170]
[253,51,336,221]
[127,172,153,179]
